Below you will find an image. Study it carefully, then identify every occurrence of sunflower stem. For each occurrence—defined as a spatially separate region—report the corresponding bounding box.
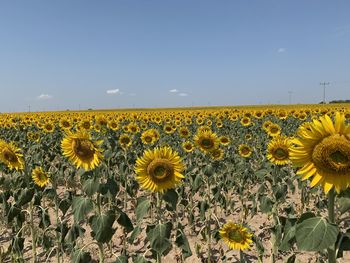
[53,181,61,263]
[98,242,105,263]
[327,189,337,263]
[239,250,245,263]
[156,192,162,263]
[206,178,212,263]
[29,201,37,263]
[123,154,128,256]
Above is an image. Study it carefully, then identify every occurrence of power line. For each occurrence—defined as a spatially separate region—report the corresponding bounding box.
[320,82,330,103]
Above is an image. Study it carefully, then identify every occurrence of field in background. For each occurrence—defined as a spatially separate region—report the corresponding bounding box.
[1,104,350,263]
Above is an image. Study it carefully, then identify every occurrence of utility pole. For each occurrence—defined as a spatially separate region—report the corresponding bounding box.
[320,82,330,104]
[28,105,31,112]
[288,91,293,104]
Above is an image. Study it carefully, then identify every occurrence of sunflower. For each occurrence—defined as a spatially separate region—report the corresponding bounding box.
[267,136,291,165]
[59,118,72,130]
[245,134,253,141]
[219,222,253,250]
[267,123,281,137]
[219,136,230,146]
[107,120,119,131]
[254,111,264,119]
[134,146,184,193]
[43,122,55,133]
[141,129,157,145]
[32,166,50,187]
[79,119,92,131]
[194,130,219,153]
[216,121,223,128]
[119,134,132,149]
[290,113,350,194]
[262,120,273,131]
[178,126,191,138]
[238,144,252,158]
[240,117,251,126]
[0,141,25,171]
[163,124,175,134]
[211,148,224,160]
[182,141,194,153]
[128,123,140,134]
[61,131,103,171]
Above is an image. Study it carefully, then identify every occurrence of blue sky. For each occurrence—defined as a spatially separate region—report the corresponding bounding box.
[0,1,350,112]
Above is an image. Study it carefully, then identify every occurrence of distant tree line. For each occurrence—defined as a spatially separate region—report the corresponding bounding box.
[328,100,350,104]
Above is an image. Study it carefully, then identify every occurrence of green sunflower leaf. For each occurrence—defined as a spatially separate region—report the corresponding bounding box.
[296,217,339,251]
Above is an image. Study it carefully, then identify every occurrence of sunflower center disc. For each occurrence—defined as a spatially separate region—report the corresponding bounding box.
[73,139,95,159]
[121,138,130,144]
[270,127,279,133]
[147,158,174,181]
[228,229,243,243]
[3,148,17,162]
[37,171,47,183]
[274,148,288,160]
[312,135,350,174]
[241,147,250,155]
[201,138,214,149]
[145,136,152,143]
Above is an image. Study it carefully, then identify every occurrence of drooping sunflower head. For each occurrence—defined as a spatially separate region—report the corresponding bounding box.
[32,166,50,187]
[61,131,103,171]
[194,130,219,153]
[219,222,253,250]
[0,141,25,171]
[290,112,350,194]
[238,144,253,158]
[267,136,292,166]
[134,146,184,193]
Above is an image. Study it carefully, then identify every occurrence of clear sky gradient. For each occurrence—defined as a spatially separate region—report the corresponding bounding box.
[1,1,350,112]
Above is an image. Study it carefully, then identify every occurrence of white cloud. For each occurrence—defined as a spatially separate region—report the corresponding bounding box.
[178,93,188,97]
[277,48,286,53]
[169,89,178,93]
[106,89,120,94]
[37,94,53,100]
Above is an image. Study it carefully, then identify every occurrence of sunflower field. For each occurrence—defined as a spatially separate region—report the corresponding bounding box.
[1,105,350,263]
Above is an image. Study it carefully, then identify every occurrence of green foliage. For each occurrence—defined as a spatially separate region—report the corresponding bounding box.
[90,210,116,243]
[296,217,339,251]
[72,196,93,222]
[146,222,173,256]
[135,197,151,222]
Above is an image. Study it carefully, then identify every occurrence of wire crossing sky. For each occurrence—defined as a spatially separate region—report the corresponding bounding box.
[0,1,350,112]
